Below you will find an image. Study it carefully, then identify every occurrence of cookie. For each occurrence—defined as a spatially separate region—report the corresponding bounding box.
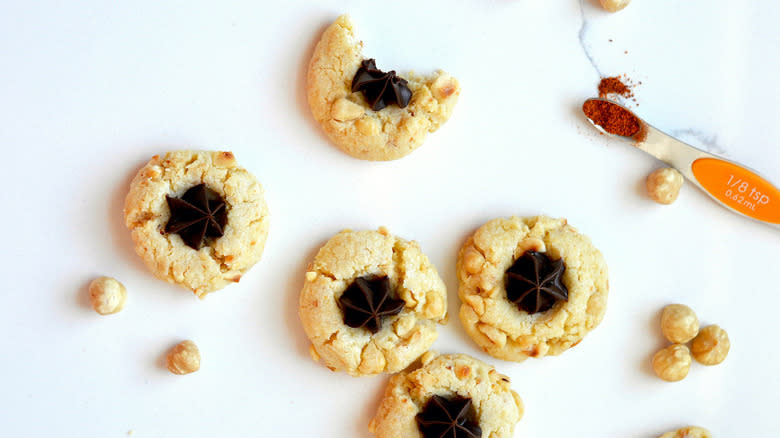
[659,426,712,438]
[306,14,460,161]
[298,228,447,376]
[124,150,269,297]
[457,216,608,361]
[369,352,523,438]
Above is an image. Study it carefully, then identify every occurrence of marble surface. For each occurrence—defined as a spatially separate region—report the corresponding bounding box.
[1,0,778,437]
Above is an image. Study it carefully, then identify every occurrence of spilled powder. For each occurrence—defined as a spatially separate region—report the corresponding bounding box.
[598,76,632,99]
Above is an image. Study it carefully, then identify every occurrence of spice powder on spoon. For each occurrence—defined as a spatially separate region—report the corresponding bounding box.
[582,100,641,137]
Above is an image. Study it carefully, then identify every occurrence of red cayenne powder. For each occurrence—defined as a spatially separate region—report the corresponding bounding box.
[582,100,640,137]
[598,76,632,99]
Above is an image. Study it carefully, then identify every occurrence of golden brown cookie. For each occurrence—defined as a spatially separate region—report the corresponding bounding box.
[457,216,608,361]
[659,426,712,438]
[369,352,523,438]
[306,14,460,161]
[124,150,269,297]
[298,228,447,376]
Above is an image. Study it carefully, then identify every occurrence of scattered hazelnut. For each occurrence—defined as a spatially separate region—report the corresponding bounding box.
[659,426,712,438]
[691,325,730,365]
[660,304,699,344]
[88,276,127,315]
[167,340,201,375]
[652,344,691,382]
[599,0,631,12]
[646,168,684,204]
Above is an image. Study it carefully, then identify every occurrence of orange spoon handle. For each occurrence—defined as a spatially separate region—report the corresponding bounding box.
[691,158,780,225]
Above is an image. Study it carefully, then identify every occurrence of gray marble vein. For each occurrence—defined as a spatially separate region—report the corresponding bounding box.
[577,0,603,78]
[577,0,732,158]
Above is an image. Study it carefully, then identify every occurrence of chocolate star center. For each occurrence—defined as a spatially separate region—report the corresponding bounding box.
[505,250,569,314]
[416,395,482,438]
[351,59,413,111]
[338,276,405,333]
[164,183,228,250]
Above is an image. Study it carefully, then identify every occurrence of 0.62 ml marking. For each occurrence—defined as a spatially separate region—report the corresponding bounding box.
[724,175,770,211]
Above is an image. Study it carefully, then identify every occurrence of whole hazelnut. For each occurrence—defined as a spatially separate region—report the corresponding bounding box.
[167,340,201,375]
[661,304,699,344]
[691,325,730,365]
[88,276,127,315]
[599,0,631,13]
[652,344,691,382]
[647,168,684,204]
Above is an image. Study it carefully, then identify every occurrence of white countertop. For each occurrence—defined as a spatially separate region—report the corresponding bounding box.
[1,1,778,436]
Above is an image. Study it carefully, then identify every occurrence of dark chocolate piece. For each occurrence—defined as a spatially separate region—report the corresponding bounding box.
[505,250,568,314]
[338,276,404,333]
[416,395,482,438]
[164,183,227,250]
[351,59,412,111]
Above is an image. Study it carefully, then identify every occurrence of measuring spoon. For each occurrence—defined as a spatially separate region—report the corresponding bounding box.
[582,98,780,229]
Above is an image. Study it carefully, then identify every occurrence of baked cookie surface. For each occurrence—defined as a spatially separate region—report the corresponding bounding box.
[124,150,269,297]
[369,352,523,438]
[659,426,712,438]
[298,228,447,376]
[457,216,608,361]
[306,14,460,161]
